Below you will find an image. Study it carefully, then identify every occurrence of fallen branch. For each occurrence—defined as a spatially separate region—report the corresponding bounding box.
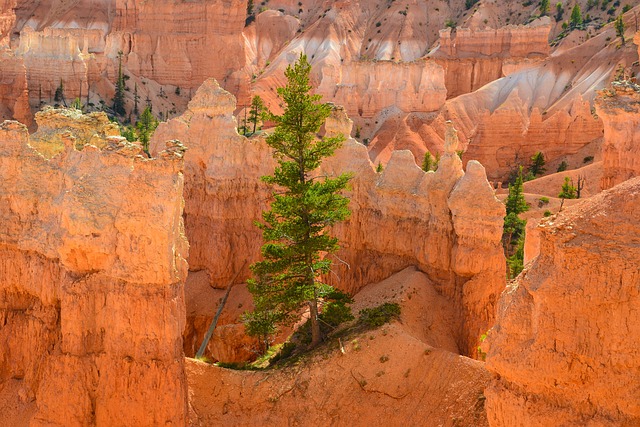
[195,261,247,359]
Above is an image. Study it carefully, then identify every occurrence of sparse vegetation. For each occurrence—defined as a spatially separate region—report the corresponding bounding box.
[615,14,625,44]
[557,160,568,172]
[503,166,529,278]
[359,302,401,328]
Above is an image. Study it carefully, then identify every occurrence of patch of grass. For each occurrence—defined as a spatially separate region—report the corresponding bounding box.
[358,302,401,328]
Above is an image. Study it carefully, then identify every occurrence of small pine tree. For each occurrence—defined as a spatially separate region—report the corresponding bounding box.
[529,151,546,176]
[556,2,564,21]
[503,166,529,277]
[540,0,550,16]
[248,95,265,134]
[71,98,83,111]
[54,80,65,105]
[505,166,529,216]
[615,14,625,44]
[570,4,582,27]
[557,160,568,172]
[112,51,126,116]
[422,151,434,172]
[136,106,158,154]
[558,176,577,199]
[376,162,383,173]
[133,83,140,116]
[244,54,351,350]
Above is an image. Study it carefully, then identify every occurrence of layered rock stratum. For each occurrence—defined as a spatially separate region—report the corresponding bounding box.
[485,177,640,426]
[0,110,189,425]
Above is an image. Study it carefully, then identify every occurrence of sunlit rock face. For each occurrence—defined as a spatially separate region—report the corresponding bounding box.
[485,176,640,427]
[0,110,189,426]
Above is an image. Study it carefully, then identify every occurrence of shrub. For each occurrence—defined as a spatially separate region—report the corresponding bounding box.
[543,210,552,217]
[557,160,568,172]
[359,303,401,328]
[583,156,594,163]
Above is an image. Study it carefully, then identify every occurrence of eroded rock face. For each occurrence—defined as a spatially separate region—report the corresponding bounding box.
[432,18,551,98]
[111,0,247,91]
[485,177,640,426]
[595,84,640,190]
[0,111,189,425]
[155,80,506,356]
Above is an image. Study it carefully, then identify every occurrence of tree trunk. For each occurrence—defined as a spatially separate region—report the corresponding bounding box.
[195,262,246,359]
[309,298,321,348]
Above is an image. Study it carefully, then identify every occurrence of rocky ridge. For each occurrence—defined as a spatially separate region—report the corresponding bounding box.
[485,176,640,426]
[0,111,189,425]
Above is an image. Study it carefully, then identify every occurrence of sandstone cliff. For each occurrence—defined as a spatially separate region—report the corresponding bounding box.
[595,83,640,190]
[485,177,640,426]
[431,17,551,98]
[153,80,505,357]
[0,110,189,425]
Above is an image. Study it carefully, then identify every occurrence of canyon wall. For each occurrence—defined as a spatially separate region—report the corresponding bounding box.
[152,79,505,356]
[433,17,551,98]
[0,111,189,425]
[485,177,640,426]
[110,0,247,92]
[595,83,640,190]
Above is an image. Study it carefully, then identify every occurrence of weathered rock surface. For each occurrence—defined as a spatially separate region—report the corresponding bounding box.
[595,84,640,190]
[0,111,189,425]
[0,48,31,126]
[485,177,640,426]
[154,80,505,356]
[432,18,551,98]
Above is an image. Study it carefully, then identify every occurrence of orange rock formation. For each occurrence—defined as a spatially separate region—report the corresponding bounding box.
[0,111,189,425]
[595,83,640,190]
[485,177,640,426]
[154,80,505,357]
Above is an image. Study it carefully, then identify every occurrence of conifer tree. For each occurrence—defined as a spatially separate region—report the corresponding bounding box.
[248,95,265,134]
[529,151,546,176]
[503,166,529,278]
[570,4,582,28]
[615,14,625,45]
[244,54,351,350]
[422,151,434,172]
[54,80,65,105]
[112,51,126,116]
[136,106,158,155]
[558,176,577,199]
[133,83,140,116]
[540,0,550,16]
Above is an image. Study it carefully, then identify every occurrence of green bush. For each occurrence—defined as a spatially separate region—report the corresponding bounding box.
[320,290,354,327]
[543,210,552,217]
[359,303,401,328]
[557,160,568,172]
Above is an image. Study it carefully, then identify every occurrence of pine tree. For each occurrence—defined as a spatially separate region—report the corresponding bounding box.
[540,0,550,16]
[133,83,140,116]
[112,51,126,116]
[529,151,546,176]
[558,176,577,199]
[248,95,265,134]
[136,106,158,154]
[570,4,582,28]
[244,54,351,350]
[615,14,625,45]
[422,151,434,172]
[505,166,529,216]
[503,166,529,278]
[54,80,65,105]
